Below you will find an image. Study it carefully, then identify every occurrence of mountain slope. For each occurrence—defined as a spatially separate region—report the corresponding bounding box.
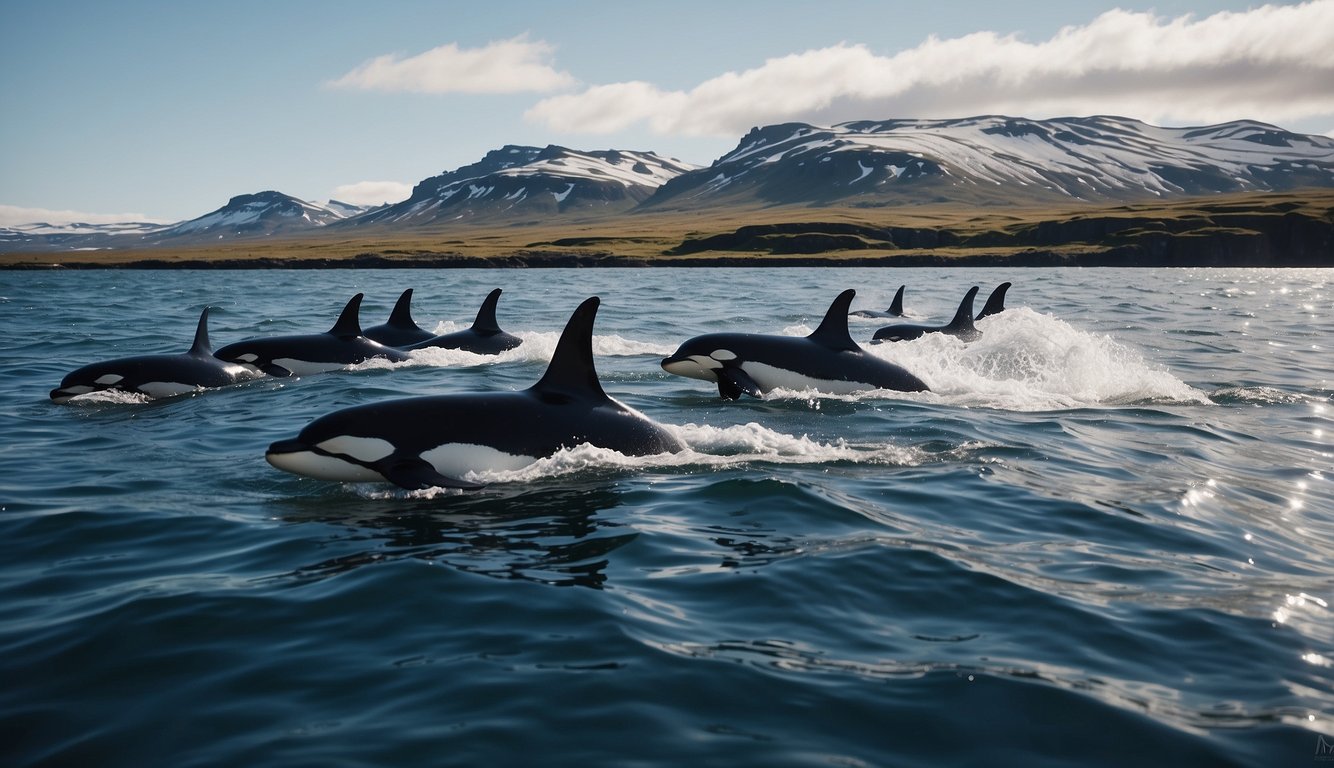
[5,115,1332,254]
[645,116,1334,208]
[349,145,697,227]
[155,191,355,240]
[0,221,166,251]
[1,192,366,251]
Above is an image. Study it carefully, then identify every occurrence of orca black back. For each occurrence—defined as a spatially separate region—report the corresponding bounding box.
[888,285,905,316]
[189,307,214,356]
[808,289,861,352]
[976,282,1011,320]
[328,294,364,338]
[530,296,606,402]
[406,289,522,354]
[472,288,505,335]
[872,286,982,343]
[363,289,436,347]
[945,286,980,337]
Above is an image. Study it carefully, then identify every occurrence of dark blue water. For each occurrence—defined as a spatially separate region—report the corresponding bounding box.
[2,268,1331,766]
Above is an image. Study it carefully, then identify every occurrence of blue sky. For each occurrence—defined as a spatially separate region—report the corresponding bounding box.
[3,0,1332,224]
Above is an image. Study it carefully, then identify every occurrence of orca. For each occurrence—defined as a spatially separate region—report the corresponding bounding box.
[872,286,981,344]
[363,288,436,347]
[51,307,260,403]
[266,296,684,490]
[975,281,1011,320]
[213,293,411,377]
[407,288,522,355]
[849,285,906,319]
[660,289,928,399]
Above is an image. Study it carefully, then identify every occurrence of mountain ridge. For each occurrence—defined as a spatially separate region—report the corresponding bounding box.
[647,115,1334,209]
[347,145,697,227]
[0,191,369,252]
[5,187,1331,269]
[3,115,1331,253]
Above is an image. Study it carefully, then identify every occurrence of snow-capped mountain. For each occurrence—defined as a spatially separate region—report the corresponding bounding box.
[646,116,1334,208]
[321,199,372,218]
[1,192,364,251]
[156,191,355,239]
[0,220,166,251]
[5,115,1332,255]
[351,145,697,226]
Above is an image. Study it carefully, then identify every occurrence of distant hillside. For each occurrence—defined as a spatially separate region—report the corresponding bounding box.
[0,221,164,252]
[646,116,1334,209]
[7,189,1329,270]
[152,191,362,241]
[0,191,365,252]
[346,145,697,227]
[3,115,1332,254]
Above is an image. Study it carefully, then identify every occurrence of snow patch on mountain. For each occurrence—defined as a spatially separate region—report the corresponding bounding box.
[167,191,352,235]
[355,145,700,225]
[650,115,1334,207]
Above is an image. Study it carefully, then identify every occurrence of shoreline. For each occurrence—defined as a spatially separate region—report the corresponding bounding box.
[5,189,1331,270]
[3,246,1329,270]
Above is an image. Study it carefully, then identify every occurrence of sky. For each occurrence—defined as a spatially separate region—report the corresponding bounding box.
[2,0,1333,225]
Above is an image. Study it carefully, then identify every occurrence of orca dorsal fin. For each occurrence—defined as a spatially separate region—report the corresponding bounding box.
[808,289,861,352]
[471,289,504,335]
[976,282,1010,320]
[329,293,364,338]
[529,296,607,401]
[946,286,980,332]
[888,285,905,316]
[388,289,422,330]
[189,307,213,356]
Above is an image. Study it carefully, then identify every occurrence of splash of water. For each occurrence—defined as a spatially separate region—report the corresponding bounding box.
[722,310,1205,410]
[355,329,674,373]
[61,389,155,405]
[357,421,924,498]
[850,308,1207,410]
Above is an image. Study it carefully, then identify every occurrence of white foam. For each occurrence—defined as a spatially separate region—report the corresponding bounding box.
[62,389,153,405]
[708,310,1203,410]
[862,307,1209,410]
[476,423,913,493]
[669,422,922,465]
[348,355,422,372]
[357,421,923,497]
[398,329,674,371]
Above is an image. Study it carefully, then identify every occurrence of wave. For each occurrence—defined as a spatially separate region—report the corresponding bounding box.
[352,327,675,373]
[1208,386,1324,405]
[60,389,155,406]
[851,307,1207,410]
[359,309,1207,411]
[359,421,928,498]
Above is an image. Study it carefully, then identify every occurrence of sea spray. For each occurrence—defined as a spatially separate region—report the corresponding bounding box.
[350,330,676,372]
[864,307,1208,410]
[58,389,154,406]
[356,421,925,498]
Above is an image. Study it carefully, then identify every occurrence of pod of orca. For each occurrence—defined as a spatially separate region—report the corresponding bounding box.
[51,282,1011,490]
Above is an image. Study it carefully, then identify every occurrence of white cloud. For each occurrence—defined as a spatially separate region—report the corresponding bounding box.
[0,204,165,227]
[526,2,1334,135]
[330,181,413,207]
[329,35,575,94]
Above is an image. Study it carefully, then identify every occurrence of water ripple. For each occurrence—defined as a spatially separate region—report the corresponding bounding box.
[3,267,1332,767]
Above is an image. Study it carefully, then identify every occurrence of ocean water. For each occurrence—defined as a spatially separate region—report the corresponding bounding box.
[1,267,1330,767]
